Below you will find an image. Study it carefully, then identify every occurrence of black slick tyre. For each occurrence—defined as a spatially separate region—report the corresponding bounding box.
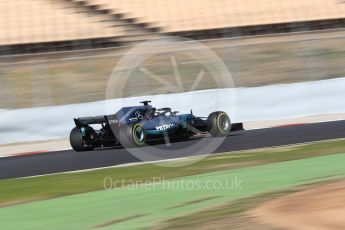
[70,127,94,152]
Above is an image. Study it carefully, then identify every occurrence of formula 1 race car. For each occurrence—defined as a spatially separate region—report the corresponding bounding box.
[70,101,243,151]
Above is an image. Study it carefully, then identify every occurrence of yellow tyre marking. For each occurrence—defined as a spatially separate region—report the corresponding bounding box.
[132,123,145,145]
[217,112,229,134]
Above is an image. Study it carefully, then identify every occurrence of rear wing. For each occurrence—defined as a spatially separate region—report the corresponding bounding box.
[74,116,107,128]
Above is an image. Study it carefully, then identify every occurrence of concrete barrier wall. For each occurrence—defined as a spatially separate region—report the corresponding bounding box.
[1,77,345,144]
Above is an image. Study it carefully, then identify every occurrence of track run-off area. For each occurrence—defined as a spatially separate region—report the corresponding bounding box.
[1,141,345,229]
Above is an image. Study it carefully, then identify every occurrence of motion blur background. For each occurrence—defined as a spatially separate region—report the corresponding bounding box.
[1,0,345,109]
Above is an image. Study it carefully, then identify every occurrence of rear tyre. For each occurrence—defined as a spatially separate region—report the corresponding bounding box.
[116,123,146,148]
[70,127,94,152]
[207,112,231,137]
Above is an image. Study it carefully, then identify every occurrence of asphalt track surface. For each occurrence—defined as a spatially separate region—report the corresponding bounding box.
[1,120,345,180]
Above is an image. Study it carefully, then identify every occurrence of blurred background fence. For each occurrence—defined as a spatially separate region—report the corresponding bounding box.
[1,0,345,54]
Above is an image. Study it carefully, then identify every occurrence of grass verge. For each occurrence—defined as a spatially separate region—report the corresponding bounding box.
[0,150,344,229]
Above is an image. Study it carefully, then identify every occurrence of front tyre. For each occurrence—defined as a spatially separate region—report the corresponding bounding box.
[207,112,231,137]
[69,127,94,152]
[117,123,146,148]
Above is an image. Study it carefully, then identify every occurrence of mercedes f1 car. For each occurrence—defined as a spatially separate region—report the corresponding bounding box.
[70,101,243,151]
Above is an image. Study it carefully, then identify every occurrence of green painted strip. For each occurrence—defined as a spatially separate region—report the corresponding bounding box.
[1,153,344,230]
